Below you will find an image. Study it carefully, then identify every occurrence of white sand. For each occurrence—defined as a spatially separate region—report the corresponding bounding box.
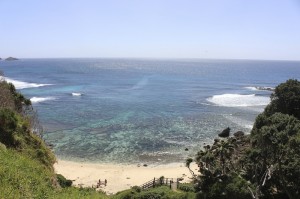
[54,160,198,195]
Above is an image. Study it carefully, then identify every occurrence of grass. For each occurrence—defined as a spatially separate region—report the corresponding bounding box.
[0,148,108,199]
[112,186,196,199]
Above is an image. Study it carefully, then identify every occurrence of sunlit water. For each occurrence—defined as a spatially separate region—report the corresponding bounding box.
[1,58,299,164]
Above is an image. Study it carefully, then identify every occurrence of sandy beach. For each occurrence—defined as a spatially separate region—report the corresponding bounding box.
[54,160,198,195]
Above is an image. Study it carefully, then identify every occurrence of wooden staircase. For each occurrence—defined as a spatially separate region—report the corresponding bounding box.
[140,177,180,190]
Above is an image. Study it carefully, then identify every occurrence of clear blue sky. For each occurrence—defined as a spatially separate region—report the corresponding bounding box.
[1,0,300,60]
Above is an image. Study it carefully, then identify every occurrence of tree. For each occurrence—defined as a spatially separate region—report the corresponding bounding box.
[250,113,300,199]
[212,140,235,175]
[265,79,300,119]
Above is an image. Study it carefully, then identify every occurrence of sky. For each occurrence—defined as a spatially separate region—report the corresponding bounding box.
[0,0,300,60]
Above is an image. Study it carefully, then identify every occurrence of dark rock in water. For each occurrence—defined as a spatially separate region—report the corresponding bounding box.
[5,57,18,61]
[214,138,220,143]
[185,148,189,151]
[143,164,148,167]
[234,131,245,137]
[218,127,230,138]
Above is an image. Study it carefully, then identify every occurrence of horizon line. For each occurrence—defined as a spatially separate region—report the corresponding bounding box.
[1,56,300,62]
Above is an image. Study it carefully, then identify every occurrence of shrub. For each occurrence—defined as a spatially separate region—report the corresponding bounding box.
[0,108,18,147]
[56,174,73,188]
[178,183,195,192]
[132,186,142,193]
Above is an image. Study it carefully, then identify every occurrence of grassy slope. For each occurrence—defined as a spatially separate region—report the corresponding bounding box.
[0,148,108,199]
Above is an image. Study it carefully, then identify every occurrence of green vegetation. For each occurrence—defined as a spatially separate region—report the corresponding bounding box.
[112,186,196,199]
[265,79,300,119]
[0,148,109,198]
[190,79,300,199]
[56,174,73,188]
[178,183,195,193]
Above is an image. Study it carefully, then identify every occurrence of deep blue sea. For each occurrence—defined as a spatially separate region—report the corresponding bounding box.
[1,58,299,164]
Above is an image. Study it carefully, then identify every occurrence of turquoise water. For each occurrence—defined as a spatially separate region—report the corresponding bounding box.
[1,58,299,164]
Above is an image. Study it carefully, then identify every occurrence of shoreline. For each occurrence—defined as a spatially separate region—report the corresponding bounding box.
[54,159,198,194]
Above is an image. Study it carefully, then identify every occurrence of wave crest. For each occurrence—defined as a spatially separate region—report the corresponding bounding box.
[30,97,56,103]
[245,86,274,91]
[72,92,82,96]
[207,94,270,107]
[1,76,52,89]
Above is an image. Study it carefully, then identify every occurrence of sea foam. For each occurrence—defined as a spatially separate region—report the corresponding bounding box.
[30,97,56,103]
[245,86,275,91]
[244,86,258,91]
[72,92,82,96]
[207,93,270,107]
[1,76,52,89]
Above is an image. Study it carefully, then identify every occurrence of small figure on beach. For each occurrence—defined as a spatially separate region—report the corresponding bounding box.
[96,179,101,188]
[105,179,107,186]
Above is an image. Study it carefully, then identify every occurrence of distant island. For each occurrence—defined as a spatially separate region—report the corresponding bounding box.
[5,57,19,61]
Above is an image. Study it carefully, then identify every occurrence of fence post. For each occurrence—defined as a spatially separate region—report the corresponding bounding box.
[153,178,155,188]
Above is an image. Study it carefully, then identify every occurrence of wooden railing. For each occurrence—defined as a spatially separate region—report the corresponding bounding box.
[140,177,180,190]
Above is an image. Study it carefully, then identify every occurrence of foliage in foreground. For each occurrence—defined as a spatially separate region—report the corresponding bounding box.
[190,79,300,199]
[0,148,108,199]
[112,186,196,199]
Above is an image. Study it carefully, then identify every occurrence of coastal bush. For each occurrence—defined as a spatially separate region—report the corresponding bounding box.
[57,174,73,188]
[132,185,142,192]
[265,79,300,119]
[248,112,300,198]
[0,108,18,147]
[0,107,56,169]
[0,81,16,110]
[0,80,31,113]
[113,186,196,199]
[178,183,195,192]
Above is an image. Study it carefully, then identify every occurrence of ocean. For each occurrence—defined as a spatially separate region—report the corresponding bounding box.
[1,58,299,164]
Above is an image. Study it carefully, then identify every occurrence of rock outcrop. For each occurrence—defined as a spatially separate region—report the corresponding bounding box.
[218,127,230,138]
[234,131,245,137]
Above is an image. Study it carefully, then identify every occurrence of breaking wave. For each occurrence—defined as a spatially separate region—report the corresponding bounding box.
[207,93,270,107]
[1,76,52,89]
[244,86,258,91]
[244,86,274,91]
[30,97,56,103]
[72,92,82,96]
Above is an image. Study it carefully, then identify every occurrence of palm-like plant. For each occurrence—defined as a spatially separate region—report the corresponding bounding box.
[212,140,235,175]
